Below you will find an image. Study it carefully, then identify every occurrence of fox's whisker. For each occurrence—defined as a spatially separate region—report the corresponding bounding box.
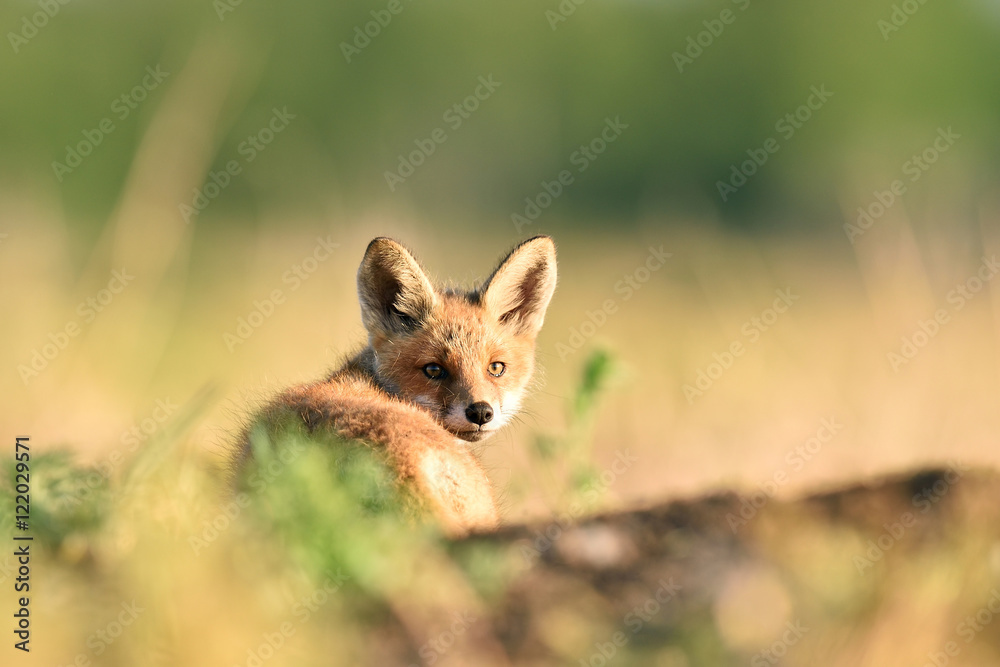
[235,235,558,536]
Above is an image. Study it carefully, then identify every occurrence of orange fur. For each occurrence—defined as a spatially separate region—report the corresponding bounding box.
[236,236,557,535]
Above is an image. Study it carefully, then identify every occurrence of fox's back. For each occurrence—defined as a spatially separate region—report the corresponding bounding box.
[235,236,558,535]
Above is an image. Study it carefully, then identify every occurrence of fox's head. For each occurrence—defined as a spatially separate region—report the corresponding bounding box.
[356,236,557,443]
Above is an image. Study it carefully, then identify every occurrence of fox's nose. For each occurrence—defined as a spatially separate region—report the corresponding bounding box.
[465,402,494,426]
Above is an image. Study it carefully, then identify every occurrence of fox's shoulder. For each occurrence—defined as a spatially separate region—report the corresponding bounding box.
[278,352,395,411]
[235,356,435,464]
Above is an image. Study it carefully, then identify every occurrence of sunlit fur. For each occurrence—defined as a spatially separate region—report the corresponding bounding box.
[367,290,537,443]
[238,236,557,536]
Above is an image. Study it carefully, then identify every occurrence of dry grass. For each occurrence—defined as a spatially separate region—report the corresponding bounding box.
[2,168,998,667]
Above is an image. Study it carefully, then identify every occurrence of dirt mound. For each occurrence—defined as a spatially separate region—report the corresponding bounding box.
[451,466,1000,666]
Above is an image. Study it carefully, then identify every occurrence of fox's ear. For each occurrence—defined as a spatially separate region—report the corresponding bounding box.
[357,238,437,336]
[480,236,557,337]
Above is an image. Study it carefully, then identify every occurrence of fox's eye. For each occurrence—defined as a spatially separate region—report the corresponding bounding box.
[423,363,446,380]
[488,361,505,377]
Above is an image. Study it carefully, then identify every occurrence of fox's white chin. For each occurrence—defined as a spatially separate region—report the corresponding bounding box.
[453,428,497,443]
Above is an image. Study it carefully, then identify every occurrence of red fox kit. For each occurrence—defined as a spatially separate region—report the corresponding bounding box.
[238,236,557,535]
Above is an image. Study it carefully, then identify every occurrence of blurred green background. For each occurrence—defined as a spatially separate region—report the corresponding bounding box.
[3,0,999,232]
[1,0,998,497]
[4,0,1000,515]
[4,2,1000,666]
